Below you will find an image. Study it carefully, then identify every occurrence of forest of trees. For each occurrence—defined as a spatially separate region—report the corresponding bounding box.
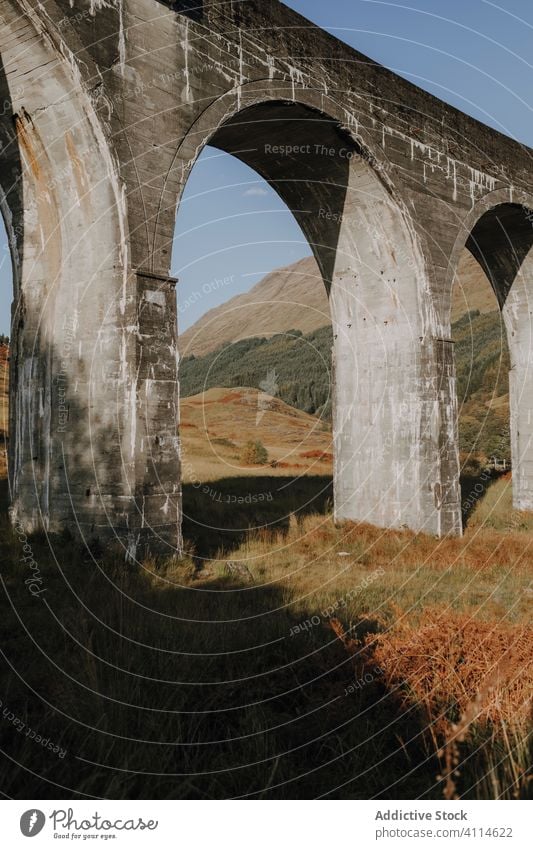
[180,310,511,461]
[180,326,333,420]
[453,309,511,460]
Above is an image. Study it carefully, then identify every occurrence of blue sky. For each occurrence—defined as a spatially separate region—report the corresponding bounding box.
[2,0,533,335]
[172,149,311,331]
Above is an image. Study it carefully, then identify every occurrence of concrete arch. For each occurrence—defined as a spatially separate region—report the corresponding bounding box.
[445,188,533,309]
[0,1,176,554]
[447,189,533,514]
[152,79,402,277]
[172,92,461,535]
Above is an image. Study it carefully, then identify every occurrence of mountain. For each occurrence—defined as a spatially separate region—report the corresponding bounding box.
[180,310,510,462]
[180,252,498,357]
[451,252,499,321]
[453,309,510,462]
[179,256,329,357]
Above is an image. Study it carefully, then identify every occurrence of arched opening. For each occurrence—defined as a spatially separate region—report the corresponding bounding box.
[173,143,334,557]
[451,250,511,524]
[172,98,459,553]
[454,203,533,526]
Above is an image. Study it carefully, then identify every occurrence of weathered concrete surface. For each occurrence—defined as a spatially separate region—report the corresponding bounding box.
[0,0,533,552]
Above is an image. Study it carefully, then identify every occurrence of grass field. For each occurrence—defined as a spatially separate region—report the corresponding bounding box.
[0,471,531,800]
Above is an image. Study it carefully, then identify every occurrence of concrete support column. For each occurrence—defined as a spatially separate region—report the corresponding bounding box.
[0,3,181,556]
[332,329,461,536]
[331,158,462,536]
[508,366,533,510]
[131,270,181,556]
[504,262,533,512]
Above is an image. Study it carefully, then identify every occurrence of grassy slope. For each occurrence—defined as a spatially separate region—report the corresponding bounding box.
[179,255,329,357]
[181,385,332,482]
[180,326,333,418]
[453,310,510,461]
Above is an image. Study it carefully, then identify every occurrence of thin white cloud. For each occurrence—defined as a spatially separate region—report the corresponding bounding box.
[243,186,269,197]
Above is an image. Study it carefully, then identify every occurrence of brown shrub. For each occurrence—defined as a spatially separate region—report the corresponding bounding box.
[239,440,269,465]
[367,610,533,733]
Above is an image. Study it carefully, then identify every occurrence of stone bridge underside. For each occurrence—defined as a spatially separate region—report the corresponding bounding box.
[1,0,533,556]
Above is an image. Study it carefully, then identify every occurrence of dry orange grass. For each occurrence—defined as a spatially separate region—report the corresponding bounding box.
[180,386,332,482]
[237,506,533,798]
[366,611,532,731]
[326,606,532,799]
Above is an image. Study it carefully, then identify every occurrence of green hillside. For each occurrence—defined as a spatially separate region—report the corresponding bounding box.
[180,325,333,419]
[453,309,510,461]
[180,310,511,460]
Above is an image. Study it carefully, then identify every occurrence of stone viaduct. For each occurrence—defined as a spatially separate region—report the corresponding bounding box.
[0,0,532,557]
